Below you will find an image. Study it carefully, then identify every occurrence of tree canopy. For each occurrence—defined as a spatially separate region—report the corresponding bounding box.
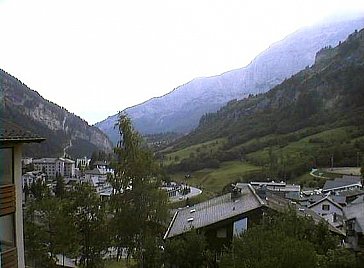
[108,113,168,266]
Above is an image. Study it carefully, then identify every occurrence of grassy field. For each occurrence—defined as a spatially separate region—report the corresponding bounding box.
[105,260,128,268]
[170,161,261,193]
[246,126,361,166]
[105,259,137,268]
[290,172,327,188]
[322,167,361,176]
[163,126,363,194]
[161,138,226,165]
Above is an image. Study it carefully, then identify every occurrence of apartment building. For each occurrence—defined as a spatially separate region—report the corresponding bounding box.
[33,157,75,178]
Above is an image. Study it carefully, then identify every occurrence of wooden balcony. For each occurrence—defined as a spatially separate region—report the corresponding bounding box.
[1,247,18,268]
[0,184,16,216]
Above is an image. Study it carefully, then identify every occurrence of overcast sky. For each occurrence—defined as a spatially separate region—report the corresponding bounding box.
[1,0,364,124]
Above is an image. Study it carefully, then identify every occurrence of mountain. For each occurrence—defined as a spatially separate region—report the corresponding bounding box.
[96,17,364,144]
[167,27,364,177]
[0,69,113,157]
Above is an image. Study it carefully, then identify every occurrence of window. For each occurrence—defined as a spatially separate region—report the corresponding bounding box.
[0,148,13,185]
[322,204,330,211]
[233,218,248,236]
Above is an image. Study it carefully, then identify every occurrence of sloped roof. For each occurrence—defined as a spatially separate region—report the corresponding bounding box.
[308,196,343,210]
[59,157,75,164]
[85,168,106,175]
[265,192,345,236]
[33,158,75,164]
[337,188,364,197]
[33,158,57,164]
[331,195,346,205]
[93,160,110,166]
[164,184,264,239]
[351,195,364,205]
[323,176,362,191]
[0,118,45,143]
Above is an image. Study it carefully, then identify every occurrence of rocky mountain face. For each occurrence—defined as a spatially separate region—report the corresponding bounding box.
[163,27,364,180]
[96,17,364,144]
[176,28,364,149]
[0,69,113,157]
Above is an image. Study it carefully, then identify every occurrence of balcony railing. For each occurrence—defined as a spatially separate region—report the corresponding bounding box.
[0,184,16,216]
[1,247,18,268]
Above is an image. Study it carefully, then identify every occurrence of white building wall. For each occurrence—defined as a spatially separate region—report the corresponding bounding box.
[310,199,343,217]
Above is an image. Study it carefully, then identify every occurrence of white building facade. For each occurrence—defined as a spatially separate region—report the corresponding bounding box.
[33,157,75,178]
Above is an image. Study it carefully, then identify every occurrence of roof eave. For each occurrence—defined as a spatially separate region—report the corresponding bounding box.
[0,137,46,145]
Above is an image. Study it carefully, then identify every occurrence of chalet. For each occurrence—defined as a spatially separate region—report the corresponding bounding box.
[308,196,343,227]
[0,119,45,267]
[164,184,266,252]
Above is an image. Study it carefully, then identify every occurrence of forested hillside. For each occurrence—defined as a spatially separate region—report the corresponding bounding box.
[96,17,364,143]
[164,28,364,181]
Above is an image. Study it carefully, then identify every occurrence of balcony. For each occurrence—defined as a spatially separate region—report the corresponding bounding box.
[1,247,18,268]
[0,184,16,216]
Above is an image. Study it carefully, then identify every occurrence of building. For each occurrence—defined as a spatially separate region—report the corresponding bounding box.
[0,119,45,267]
[21,157,33,166]
[322,175,362,194]
[22,170,46,188]
[33,157,75,178]
[262,190,345,236]
[308,196,343,227]
[343,197,364,252]
[250,180,301,199]
[164,184,265,253]
[92,160,113,174]
[76,156,90,169]
[84,168,111,194]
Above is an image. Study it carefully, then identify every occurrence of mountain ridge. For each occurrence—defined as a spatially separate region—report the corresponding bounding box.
[1,69,113,157]
[162,27,364,182]
[96,17,364,144]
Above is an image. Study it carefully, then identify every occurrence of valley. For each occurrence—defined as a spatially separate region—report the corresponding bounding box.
[2,10,364,267]
[96,17,364,144]
[158,28,364,198]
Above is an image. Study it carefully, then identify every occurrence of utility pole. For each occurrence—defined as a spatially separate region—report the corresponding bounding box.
[331,154,334,170]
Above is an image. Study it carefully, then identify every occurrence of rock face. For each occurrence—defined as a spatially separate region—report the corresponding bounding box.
[1,69,113,157]
[96,17,364,144]
[178,27,364,150]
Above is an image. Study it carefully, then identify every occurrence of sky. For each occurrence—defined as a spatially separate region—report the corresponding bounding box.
[1,0,364,124]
